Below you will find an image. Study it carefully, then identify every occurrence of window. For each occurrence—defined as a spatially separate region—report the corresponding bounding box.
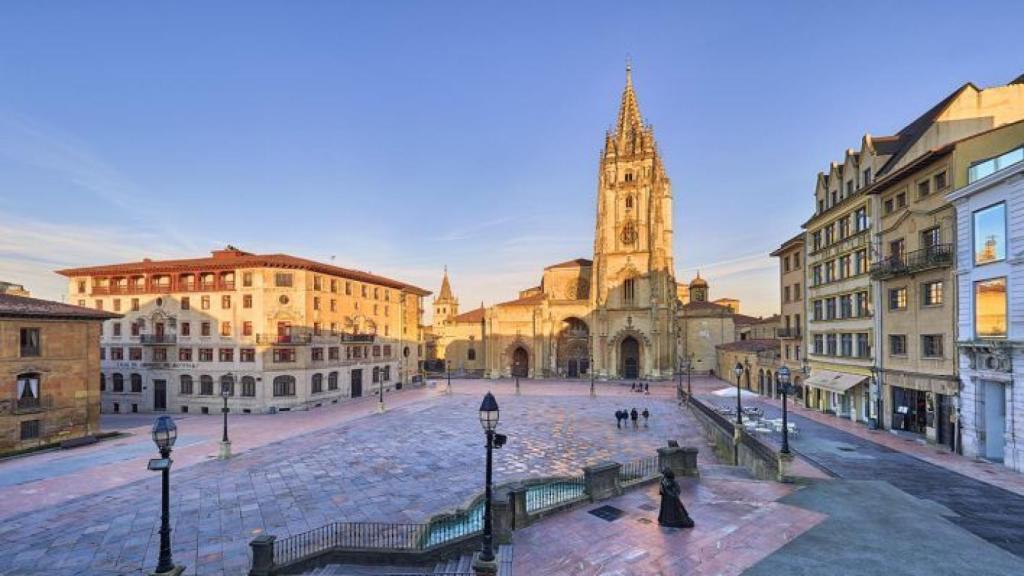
[825,298,836,320]
[19,328,40,357]
[95,299,104,310]
[112,322,122,337]
[314,276,323,291]
[113,299,122,312]
[199,348,213,362]
[921,335,943,358]
[813,300,823,321]
[974,203,1006,265]
[275,273,293,287]
[884,197,894,215]
[312,347,324,361]
[16,373,40,404]
[113,373,124,392]
[181,297,190,310]
[243,295,252,309]
[923,281,943,306]
[826,334,837,356]
[855,291,869,317]
[831,190,838,206]
[824,260,835,283]
[793,252,800,269]
[110,347,124,361]
[330,299,337,312]
[838,255,851,279]
[374,287,380,300]
[783,286,790,303]
[839,294,852,318]
[921,227,941,249]
[180,375,193,395]
[220,322,232,337]
[100,373,106,391]
[933,171,947,191]
[20,420,40,440]
[890,335,907,356]
[240,348,255,362]
[200,375,214,395]
[329,347,339,360]
[863,168,871,186]
[856,333,869,358]
[969,146,1024,182]
[812,231,822,250]
[812,265,822,286]
[824,225,834,245]
[372,367,380,383]
[180,322,190,336]
[468,348,477,361]
[314,297,321,310]
[889,287,907,310]
[273,348,296,363]
[130,373,142,392]
[794,283,801,300]
[241,376,256,397]
[845,180,853,197]
[840,333,853,357]
[975,277,1007,337]
[330,279,338,293]
[818,199,825,214]
[78,280,87,293]
[889,239,905,261]
[361,285,368,298]
[854,249,867,275]
[623,278,635,304]
[100,347,106,360]
[896,192,907,209]
[201,322,211,336]
[243,272,253,287]
[783,256,790,272]
[201,296,210,310]
[153,347,167,362]
[917,180,930,198]
[328,372,338,391]
[222,295,231,309]
[179,347,193,361]
[129,347,142,361]
[312,373,323,394]
[854,207,869,232]
[345,282,352,295]
[273,375,296,396]
[813,334,824,355]
[131,298,140,312]
[838,217,850,239]
[219,348,233,362]
[131,322,140,337]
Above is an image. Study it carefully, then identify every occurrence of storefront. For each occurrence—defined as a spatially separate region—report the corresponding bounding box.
[882,370,959,449]
[804,369,869,422]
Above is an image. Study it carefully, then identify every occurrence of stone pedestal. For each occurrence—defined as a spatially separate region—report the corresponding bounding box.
[583,461,622,502]
[657,445,699,477]
[509,486,529,530]
[492,491,513,544]
[149,566,185,576]
[218,440,232,460]
[248,534,276,576]
[472,551,498,575]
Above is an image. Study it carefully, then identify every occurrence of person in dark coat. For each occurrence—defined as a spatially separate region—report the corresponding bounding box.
[630,382,636,392]
[657,468,694,528]
[644,382,650,394]
[630,408,639,429]
[642,408,650,427]
[615,409,623,428]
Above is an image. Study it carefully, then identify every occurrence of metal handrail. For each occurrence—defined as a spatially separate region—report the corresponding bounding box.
[618,455,660,487]
[870,244,953,279]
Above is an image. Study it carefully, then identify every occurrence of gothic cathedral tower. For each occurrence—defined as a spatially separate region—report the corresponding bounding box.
[591,64,676,379]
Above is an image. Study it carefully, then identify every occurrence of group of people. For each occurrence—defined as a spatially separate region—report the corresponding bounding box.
[615,407,650,429]
[630,381,650,395]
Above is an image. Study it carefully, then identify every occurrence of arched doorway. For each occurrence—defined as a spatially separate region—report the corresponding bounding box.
[557,318,590,378]
[620,337,640,379]
[766,371,774,396]
[511,347,529,378]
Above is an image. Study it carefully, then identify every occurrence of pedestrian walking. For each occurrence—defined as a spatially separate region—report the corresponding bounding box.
[642,408,650,427]
[631,408,639,429]
[615,409,623,429]
[644,382,650,394]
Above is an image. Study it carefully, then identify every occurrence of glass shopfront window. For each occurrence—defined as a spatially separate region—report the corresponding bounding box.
[973,203,1006,265]
[975,277,1007,338]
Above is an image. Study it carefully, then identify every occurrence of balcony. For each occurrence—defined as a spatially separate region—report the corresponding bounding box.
[140,334,177,345]
[9,395,53,414]
[340,333,376,343]
[257,333,313,346]
[775,327,801,339]
[870,244,953,280]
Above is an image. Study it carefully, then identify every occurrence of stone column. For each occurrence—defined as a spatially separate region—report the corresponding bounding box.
[657,446,699,477]
[248,534,276,576]
[583,461,622,501]
[508,486,529,530]
[492,490,513,544]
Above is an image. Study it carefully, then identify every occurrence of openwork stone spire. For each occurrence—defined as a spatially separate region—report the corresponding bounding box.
[615,61,644,137]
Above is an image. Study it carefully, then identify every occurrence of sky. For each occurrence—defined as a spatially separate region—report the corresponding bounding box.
[2,1,1023,318]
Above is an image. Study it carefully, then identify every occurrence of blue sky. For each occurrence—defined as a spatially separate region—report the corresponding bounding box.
[1,1,1022,317]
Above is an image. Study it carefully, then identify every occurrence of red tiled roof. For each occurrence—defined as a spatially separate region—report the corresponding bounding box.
[680,301,733,315]
[544,258,592,270]
[716,339,779,352]
[56,248,431,296]
[0,294,121,321]
[732,314,762,325]
[453,306,486,323]
[496,293,546,307]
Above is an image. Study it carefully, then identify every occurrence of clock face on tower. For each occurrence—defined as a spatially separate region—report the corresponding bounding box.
[620,221,637,245]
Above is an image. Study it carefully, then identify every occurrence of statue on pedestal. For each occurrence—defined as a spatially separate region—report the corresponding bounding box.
[657,468,694,528]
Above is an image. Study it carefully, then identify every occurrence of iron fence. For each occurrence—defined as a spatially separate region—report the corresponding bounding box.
[274,522,426,565]
[524,476,586,513]
[618,455,660,486]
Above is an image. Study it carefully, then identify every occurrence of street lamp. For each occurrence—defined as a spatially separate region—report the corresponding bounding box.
[219,373,233,460]
[378,367,386,414]
[801,359,811,409]
[447,360,452,395]
[777,366,792,454]
[686,354,693,403]
[149,416,183,575]
[476,392,501,569]
[733,362,744,425]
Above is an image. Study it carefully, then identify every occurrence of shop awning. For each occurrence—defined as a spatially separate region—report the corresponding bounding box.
[805,370,868,394]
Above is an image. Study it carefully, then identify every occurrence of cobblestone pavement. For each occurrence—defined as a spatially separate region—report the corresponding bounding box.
[0,380,709,576]
[693,376,1024,563]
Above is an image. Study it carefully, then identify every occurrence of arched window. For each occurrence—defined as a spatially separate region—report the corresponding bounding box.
[100,373,106,392]
[468,348,476,361]
[625,195,634,209]
[16,373,40,402]
[623,278,636,304]
[241,376,256,397]
[179,375,193,395]
[328,372,339,391]
[311,373,323,394]
[273,375,296,397]
[113,373,124,392]
[625,172,633,182]
[200,375,214,395]
[220,374,234,396]
[130,373,143,393]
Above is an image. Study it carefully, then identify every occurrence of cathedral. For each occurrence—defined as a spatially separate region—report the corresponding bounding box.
[426,65,742,380]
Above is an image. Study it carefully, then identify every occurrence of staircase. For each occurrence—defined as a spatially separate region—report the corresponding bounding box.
[306,545,512,576]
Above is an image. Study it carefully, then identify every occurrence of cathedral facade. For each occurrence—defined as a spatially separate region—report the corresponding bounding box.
[427,66,748,380]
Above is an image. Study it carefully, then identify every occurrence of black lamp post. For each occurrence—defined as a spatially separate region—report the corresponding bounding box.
[477,392,500,565]
[777,366,792,454]
[378,367,386,413]
[149,416,181,575]
[514,359,520,395]
[447,360,452,395]
[801,359,811,409]
[686,354,693,403]
[219,373,232,460]
[733,362,744,425]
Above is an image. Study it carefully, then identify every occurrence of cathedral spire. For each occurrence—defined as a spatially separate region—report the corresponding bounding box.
[439,266,454,301]
[615,59,644,137]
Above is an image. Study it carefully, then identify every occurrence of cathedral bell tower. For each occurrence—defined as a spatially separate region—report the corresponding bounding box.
[591,63,676,379]
[432,267,458,334]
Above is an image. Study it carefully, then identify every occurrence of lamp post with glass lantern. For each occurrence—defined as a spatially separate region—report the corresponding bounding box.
[447,360,452,395]
[733,362,744,425]
[777,366,792,454]
[801,359,811,410]
[219,373,233,460]
[149,416,184,576]
[378,367,386,414]
[474,392,506,573]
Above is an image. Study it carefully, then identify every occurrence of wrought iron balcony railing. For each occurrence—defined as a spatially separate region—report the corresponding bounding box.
[140,334,177,345]
[775,327,801,339]
[870,244,953,280]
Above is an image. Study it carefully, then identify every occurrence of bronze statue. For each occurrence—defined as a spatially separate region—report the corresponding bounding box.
[657,468,694,528]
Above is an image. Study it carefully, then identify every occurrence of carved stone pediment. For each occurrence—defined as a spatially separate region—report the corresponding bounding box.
[960,340,1017,373]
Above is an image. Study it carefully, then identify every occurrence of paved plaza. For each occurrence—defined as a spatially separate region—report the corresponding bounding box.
[0,380,708,576]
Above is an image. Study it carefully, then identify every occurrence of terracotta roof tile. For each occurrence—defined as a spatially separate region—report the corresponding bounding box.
[453,306,486,323]
[496,293,546,307]
[0,294,121,321]
[544,258,593,270]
